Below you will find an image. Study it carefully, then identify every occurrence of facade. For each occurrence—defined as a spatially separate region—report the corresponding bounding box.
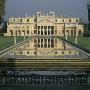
[3,12,87,59]
[5,11,84,36]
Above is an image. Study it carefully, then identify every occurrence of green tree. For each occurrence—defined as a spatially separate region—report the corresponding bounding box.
[0,0,6,23]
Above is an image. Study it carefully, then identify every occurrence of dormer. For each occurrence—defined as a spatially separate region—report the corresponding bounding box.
[37,11,42,17]
[49,12,55,17]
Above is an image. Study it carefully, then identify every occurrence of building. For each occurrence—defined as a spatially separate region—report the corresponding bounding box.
[3,12,87,59]
[4,11,84,36]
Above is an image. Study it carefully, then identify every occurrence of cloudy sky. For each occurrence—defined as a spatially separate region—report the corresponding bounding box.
[5,0,88,21]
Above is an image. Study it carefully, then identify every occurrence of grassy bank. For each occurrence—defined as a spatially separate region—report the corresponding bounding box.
[63,36,90,49]
[0,36,26,51]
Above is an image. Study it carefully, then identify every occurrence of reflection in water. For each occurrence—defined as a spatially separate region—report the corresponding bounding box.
[0,70,90,90]
[3,37,88,59]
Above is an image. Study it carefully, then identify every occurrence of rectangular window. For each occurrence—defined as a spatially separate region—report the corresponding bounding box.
[38,26,40,29]
[20,19,22,22]
[34,51,37,54]
[34,39,37,43]
[41,30,43,35]
[27,51,29,54]
[34,30,37,34]
[76,19,79,22]
[27,19,29,22]
[38,30,40,34]
[55,30,57,35]
[69,19,71,22]
[27,30,29,34]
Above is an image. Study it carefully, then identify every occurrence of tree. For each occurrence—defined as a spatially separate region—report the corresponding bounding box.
[0,0,6,23]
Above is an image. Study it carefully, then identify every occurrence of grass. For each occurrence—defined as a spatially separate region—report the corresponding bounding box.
[0,36,29,51]
[0,36,90,51]
[63,36,90,49]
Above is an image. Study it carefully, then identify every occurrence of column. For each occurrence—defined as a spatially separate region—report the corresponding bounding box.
[43,26,44,35]
[47,39,48,48]
[50,39,51,48]
[40,39,41,48]
[43,39,44,48]
[37,26,38,35]
[50,26,51,35]
[40,26,41,35]
[47,26,48,35]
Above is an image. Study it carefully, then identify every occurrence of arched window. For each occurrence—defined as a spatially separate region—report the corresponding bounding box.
[10,30,13,36]
[62,30,65,35]
[66,30,69,36]
[71,30,73,36]
[15,30,17,36]
[18,30,21,36]
[78,30,82,36]
[22,30,25,36]
[27,30,29,34]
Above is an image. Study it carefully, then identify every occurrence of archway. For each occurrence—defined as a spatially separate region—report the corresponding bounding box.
[71,30,73,36]
[18,30,21,36]
[10,30,13,36]
[66,30,69,36]
[78,30,82,36]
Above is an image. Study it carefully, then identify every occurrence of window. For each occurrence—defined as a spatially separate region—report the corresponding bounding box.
[62,51,64,54]
[38,26,40,29]
[51,30,54,35]
[48,30,50,35]
[41,30,43,35]
[48,26,50,29]
[55,30,57,35]
[27,51,29,54]
[76,19,78,22]
[20,51,22,54]
[14,19,15,22]
[38,30,40,34]
[44,26,47,29]
[10,30,13,36]
[69,51,71,54]
[27,26,29,29]
[41,39,43,43]
[44,30,47,35]
[69,19,71,22]
[55,52,57,54]
[51,39,54,48]
[34,39,37,43]
[27,19,29,22]
[41,26,43,29]
[62,30,65,34]
[34,51,37,54]
[34,30,37,34]
[55,19,57,22]
[38,39,40,43]
[27,30,29,34]
[38,44,40,47]
[20,19,22,22]
[55,39,57,43]
[34,18,37,22]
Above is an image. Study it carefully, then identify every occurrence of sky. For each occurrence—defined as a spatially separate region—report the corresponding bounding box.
[5,0,88,21]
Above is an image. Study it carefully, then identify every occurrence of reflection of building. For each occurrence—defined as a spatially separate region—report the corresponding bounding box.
[5,11,84,36]
[7,37,79,59]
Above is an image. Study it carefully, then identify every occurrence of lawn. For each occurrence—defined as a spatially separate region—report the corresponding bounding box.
[0,36,26,51]
[0,36,90,51]
[63,36,90,49]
